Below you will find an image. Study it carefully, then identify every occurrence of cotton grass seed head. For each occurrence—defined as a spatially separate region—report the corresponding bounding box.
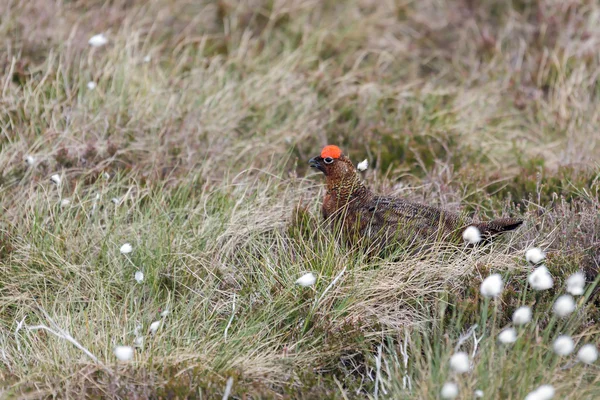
[566,272,585,296]
[87,81,96,90]
[462,226,481,244]
[553,295,575,318]
[25,155,35,166]
[498,328,517,344]
[577,344,598,364]
[525,385,555,400]
[120,243,133,254]
[133,336,144,348]
[114,345,134,361]
[88,33,108,47]
[480,273,503,298]
[525,247,545,265]
[135,271,144,283]
[553,335,574,356]
[441,382,458,399]
[357,159,368,171]
[449,352,470,373]
[50,174,61,185]
[535,385,555,400]
[512,306,532,325]
[474,390,484,398]
[295,272,316,287]
[528,266,553,290]
[149,320,161,334]
[60,199,71,207]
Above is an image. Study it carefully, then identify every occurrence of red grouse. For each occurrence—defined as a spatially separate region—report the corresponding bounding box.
[309,145,522,248]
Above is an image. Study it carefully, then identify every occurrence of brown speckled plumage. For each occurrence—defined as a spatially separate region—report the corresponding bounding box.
[309,146,523,248]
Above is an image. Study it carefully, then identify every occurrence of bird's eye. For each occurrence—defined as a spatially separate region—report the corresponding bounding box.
[324,157,334,164]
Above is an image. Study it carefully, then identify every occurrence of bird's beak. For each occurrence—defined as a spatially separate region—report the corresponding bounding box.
[309,156,324,172]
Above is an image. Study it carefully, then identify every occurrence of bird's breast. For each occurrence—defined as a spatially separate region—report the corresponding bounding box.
[322,193,336,219]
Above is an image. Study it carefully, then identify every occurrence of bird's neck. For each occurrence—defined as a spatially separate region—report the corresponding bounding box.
[326,172,370,203]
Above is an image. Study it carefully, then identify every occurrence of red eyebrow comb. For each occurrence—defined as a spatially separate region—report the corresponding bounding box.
[321,145,342,159]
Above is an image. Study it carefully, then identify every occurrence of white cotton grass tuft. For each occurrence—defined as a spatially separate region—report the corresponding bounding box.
[449,352,470,373]
[160,308,170,317]
[88,33,108,47]
[480,273,503,298]
[143,54,151,63]
[295,272,316,287]
[525,247,546,265]
[577,344,598,364]
[535,386,555,400]
[474,389,484,398]
[114,345,134,361]
[25,155,36,166]
[498,328,517,344]
[525,385,555,400]
[133,336,144,348]
[50,174,61,185]
[149,320,161,334]
[60,199,71,207]
[440,382,459,399]
[528,266,553,290]
[553,335,574,356]
[120,243,133,254]
[357,159,368,171]
[134,271,144,283]
[462,226,482,244]
[87,81,96,90]
[566,272,586,296]
[111,197,121,205]
[553,295,575,318]
[512,306,532,325]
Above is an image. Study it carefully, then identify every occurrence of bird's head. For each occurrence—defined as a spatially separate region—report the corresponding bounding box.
[309,145,359,185]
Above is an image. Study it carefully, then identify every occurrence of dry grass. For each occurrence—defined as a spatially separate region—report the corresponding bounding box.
[1,0,600,398]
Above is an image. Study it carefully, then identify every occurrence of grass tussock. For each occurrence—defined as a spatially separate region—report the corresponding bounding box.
[1,0,600,398]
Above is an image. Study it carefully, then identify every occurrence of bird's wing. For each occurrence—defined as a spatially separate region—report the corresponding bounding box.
[365,196,464,232]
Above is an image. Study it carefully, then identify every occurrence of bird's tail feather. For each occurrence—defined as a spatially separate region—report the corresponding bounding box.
[474,218,523,237]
